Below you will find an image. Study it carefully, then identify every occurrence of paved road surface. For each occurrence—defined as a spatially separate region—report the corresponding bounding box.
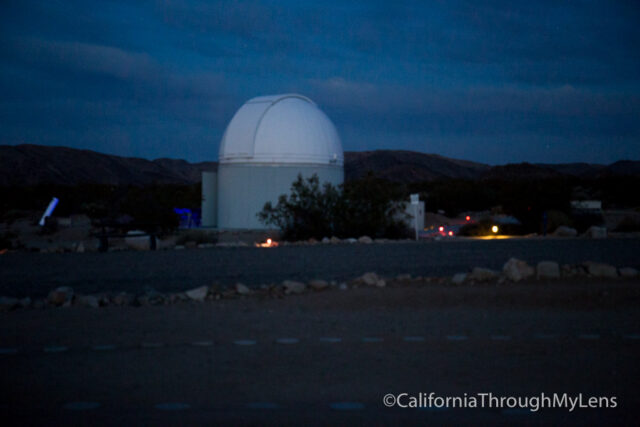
[1,238,639,297]
[1,279,639,425]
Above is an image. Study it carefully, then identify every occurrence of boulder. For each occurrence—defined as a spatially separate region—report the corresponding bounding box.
[536,261,560,279]
[95,293,112,306]
[76,295,100,308]
[502,258,534,282]
[18,297,31,309]
[330,236,341,244]
[47,287,74,306]
[157,237,177,250]
[468,267,499,282]
[364,272,385,287]
[125,230,150,251]
[552,226,578,237]
[358,272,385,287]
[0,296,19,312]
[583,226,607,239]
[360,272,379,286]
[308,279,329,291]
[168,293,189,303]
[619,267,638,278]
[137,289,164,305]
[584,262,618,278]
[282,280,306,294]
[561,264,578,278]
[451,273,467,285]
[235,283,251,295]
[396,274,412,281]
[338,282,348,291]
[112,292,135,306]
[358,236,373,244]
[321,237,330,244]
[185,286,209,301]
[76,242,85,253]
[346,238,358,244]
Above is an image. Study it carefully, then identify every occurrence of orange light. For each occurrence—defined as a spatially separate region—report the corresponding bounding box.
[439,226,444,232]
[466,216,470,221]
[448,231,453,236]
[256,238,278,248]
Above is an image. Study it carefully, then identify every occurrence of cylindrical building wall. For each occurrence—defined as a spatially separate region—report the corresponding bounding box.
[217,163,344,230]
[201,171,217,227]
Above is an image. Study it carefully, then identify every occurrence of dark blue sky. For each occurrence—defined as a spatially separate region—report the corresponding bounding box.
[1,0,639,164]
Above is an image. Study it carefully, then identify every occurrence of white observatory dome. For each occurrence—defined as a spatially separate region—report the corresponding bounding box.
[219,94,343,166]
[210,93,344,230]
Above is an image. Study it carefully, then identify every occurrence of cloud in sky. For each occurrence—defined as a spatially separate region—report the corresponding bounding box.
[0,0,639,164]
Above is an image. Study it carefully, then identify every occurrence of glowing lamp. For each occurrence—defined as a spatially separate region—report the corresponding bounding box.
[491,225,499,234]
[256,238,278,248]
[439,226,444,232]
[448,231,453,236]
[466,216,470,221]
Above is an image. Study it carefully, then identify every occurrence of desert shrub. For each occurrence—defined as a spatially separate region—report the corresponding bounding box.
[571,213,605,233]
[258,174,410,240]
[614,216,640,232]
[258,175,340,240]
[546,210,573,232]
[0,231,17,250]
[38,217,58,235]
[337,173,411,238]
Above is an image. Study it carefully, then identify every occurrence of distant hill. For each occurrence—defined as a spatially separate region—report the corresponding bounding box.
[0,144,216,186]
[0,144,638,186]
[482,163,566,181]
[345,150,490,182]
[533,162,606,178]
[601,160,640,177]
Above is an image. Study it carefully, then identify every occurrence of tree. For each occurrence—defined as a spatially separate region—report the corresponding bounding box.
[258,173,410,240]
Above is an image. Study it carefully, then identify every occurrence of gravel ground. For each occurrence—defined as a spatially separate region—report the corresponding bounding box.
[1,279,639,425]
[1,238,639,297]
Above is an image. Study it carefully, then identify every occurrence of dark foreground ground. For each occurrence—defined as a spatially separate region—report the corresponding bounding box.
[0,238,639,297]
[1,278,640,426]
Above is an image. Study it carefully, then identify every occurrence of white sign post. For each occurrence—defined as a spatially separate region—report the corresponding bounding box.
[410,194,419,241]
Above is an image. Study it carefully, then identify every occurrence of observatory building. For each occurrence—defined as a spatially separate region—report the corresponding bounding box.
[202,94,344,230]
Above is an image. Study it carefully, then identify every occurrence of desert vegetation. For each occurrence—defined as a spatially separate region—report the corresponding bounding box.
[258,174,410,240]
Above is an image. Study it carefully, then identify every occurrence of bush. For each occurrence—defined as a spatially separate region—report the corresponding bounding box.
[571,213,605,233]
[0,231,17,250]
[614,216,640,232]
[337,174,410,238]
[258,175,340,241]
[545,210,573,233]
[258,174,410,240]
